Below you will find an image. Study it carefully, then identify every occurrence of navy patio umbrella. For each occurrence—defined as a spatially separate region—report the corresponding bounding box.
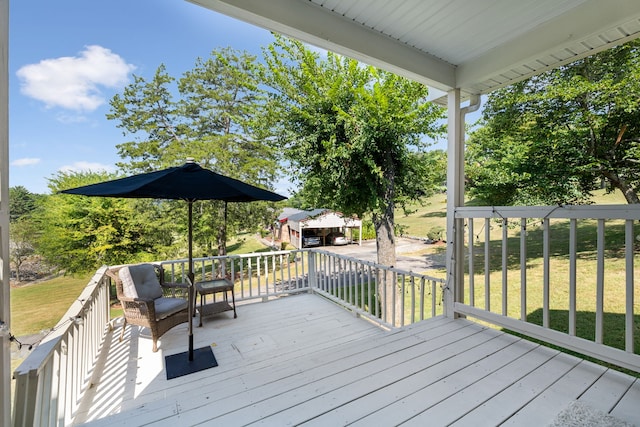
[61,159,286,377]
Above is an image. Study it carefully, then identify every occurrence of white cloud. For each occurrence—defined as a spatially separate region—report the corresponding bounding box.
[12,158,41,167]
[59,161,115,174]
[16,45,136,112]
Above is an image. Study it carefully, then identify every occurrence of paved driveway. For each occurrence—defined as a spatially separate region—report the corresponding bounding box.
[320,237,446,274]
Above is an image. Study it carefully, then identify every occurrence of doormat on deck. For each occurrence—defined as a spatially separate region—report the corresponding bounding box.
[548,401,634,427]
[165,346,218,380]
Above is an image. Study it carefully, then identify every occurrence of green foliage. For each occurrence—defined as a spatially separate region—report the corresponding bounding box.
[9,186,39,222]
[107,47,282,255]
[260,35,446,266]
[359,219,377,240]
[261,37,445,217]
[10,218,38,281]
[426,226,445,241]
[468,39,640,205]
[36,171,175,273]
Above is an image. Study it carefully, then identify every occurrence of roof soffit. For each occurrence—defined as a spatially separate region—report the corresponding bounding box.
[189,0,640,96]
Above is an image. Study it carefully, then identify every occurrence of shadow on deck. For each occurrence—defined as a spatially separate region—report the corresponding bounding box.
[74,293,639,426]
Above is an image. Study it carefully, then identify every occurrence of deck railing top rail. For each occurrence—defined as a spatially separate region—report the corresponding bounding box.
[456,203,640,220]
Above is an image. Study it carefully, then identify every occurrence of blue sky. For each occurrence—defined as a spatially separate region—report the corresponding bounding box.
[9,0,276,194]
[9,1,467,196]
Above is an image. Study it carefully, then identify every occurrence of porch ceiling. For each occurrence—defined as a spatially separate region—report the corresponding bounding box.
[189,0,640,98]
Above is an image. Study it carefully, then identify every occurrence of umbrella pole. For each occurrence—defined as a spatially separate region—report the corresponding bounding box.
[165,198,217,379]
[188,200,194,361]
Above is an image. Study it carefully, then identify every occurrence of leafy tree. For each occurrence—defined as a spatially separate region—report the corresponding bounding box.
[108,48,281,256]
[36,171,175,273]
[260,36,445,322]
[9,186,39,222]
[467,39,640,205]
[10,218,38,282]
[9,186,42,280]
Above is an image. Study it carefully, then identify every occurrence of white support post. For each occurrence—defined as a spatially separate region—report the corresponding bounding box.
[445,89,464,318]
[0,1,10,425]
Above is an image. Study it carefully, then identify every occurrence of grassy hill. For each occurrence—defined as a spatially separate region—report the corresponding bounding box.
[395,188,627,238]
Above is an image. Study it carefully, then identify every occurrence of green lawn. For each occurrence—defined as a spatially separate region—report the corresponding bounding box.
[10,275,91,336]
[395,189,640,373]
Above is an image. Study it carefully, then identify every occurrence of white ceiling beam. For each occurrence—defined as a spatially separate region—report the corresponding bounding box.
[189,0,457,90]
[456,0,640,93]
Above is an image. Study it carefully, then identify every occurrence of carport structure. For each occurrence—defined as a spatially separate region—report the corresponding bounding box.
[286,208,362,248]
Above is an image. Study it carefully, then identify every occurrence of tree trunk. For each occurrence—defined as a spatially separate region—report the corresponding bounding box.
[373,191,402,326]
[602,170,640,204]
[217,202,228,256]
[217,202,228,278]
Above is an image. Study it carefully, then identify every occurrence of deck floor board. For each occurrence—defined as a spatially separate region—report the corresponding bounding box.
[74,293,640,426]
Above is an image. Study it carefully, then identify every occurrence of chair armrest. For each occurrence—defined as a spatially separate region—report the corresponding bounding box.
[161,282,189,290]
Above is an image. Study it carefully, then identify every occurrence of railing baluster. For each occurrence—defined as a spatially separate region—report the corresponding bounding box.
[410,275,415,324]
[432,279,437,318]
[392,271,397,327]
[272,254,277,291]
[569,218,577,336]
[265,256,270,295]
[485,218,491,311]
[360,263,365,311]
[625,219,635,353]
[368,265,373,317]
[419,277,425,320]
[354,262,358,307]
[40,354,53,424]
[247,258,253,298]
[543,218,550,328]
[596,219,605,344]
[330,255,334,295]
[520,218,527,322]
[344,260,355,305]
[468,218,475,307]
[257,256,262,296]
[396,274,406,326]
[301,251,306,289]
[295,252,300,289]
[502,218,508,316]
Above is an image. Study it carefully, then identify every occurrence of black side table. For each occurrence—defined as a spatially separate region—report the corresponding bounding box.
[194,279,237,327]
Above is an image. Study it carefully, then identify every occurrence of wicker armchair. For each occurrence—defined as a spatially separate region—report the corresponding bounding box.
[107,263,190,352]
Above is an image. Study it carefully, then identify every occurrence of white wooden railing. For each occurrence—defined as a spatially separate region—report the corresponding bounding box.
[309,249,445,328]
[453,204,640,372]
[12,267,111,427]
[160,249,313,301]
[160,249,445,329]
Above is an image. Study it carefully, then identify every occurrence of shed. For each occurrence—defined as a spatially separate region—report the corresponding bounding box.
[285,209,362,248]
[276,207,303,244]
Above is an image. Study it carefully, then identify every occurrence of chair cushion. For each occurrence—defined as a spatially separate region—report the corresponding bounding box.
[119,264,163,300]
[154,297,188,321]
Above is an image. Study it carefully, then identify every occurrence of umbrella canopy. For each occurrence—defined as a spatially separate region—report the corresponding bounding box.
[61,159,286,367]
[61,160,286,203]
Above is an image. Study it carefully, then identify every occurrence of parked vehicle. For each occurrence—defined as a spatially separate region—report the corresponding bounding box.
[302,230,321,247]
[327,231,349,246]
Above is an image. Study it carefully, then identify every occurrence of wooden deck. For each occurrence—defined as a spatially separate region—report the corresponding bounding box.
[74,293,639,426]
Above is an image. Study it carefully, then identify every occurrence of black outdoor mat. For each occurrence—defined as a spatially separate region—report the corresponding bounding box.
[165,346,218,380]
